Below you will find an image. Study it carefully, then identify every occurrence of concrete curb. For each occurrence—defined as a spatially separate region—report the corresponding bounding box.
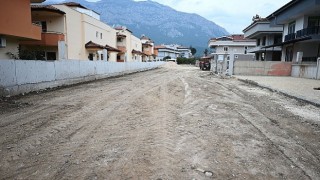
[237,78,320,108]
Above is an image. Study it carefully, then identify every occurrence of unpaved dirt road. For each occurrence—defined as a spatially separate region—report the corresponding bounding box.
[1,64,320,179]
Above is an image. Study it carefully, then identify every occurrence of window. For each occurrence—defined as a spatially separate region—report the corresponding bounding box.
[100,33,102,39]
[244,46,248,54]
[223,46,228,52]
[288,21,296,34]
[41,21,47,32]
[285,46,293,62]
[308,16,320,27]
[88,53,94,60]
[96,31,99,38]
[117,37,122,42]
[274,34,282,44]
[101,54,104,60]
[262,36,266,46]
[46,52,56,60]
[255,53,259,60]
[257,39,260,46]
[36,51,46,60]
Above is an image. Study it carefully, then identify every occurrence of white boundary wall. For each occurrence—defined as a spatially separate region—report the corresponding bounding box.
[0,60,165,96]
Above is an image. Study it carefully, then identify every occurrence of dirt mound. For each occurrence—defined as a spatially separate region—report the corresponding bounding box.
[162,61,178,68]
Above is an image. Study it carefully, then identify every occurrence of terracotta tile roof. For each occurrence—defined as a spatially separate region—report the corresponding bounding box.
[141,35,151,40]
[31,0,46,3]
[85,41,121,52]
[61,2,88,9]
[85,41,105,49]
[132,49,143,55]
[31,5,66,14]
[115,26,133,33]
[210,34,255,42]
[154,45,166,49]
[105,44,121,52]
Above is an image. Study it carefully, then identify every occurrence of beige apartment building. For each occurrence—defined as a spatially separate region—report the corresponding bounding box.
[21,2,120,61]
[141,35,155,61]
[115,27,143,62]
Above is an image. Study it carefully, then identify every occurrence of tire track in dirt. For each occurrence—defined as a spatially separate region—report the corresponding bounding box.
[0,69,180,179]
[213,76,320,179]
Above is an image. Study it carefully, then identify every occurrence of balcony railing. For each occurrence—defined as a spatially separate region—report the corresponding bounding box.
[296,26,320,38]
[285,26,320,42]
[284,33,296,42]
[20,32,64,46]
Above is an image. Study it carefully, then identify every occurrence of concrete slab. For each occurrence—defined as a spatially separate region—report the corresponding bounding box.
[235,76,320,106]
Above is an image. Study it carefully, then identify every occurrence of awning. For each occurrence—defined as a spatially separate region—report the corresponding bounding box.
[85,41,120,52]
[105,44,121,52]
[263,36,312,48]
[132,49,143,55]
[85,41,105,50]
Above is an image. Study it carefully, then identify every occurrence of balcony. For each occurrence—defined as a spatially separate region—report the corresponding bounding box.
[296,26,320,38]
[285,26,320,42]
[117,46,126,53]
[20,32,65,46]
[143,50,152,56]
[284,33,296,42]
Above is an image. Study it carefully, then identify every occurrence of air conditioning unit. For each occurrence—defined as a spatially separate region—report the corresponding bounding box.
[0,37,6,48]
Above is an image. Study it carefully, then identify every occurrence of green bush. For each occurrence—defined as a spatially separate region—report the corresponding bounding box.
[177,57,196,65]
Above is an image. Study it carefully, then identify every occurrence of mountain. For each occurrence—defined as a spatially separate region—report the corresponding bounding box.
[46,0,229,56]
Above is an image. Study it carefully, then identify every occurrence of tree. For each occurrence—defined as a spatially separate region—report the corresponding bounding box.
[189,46,197,55]
[163,56,171,61]
[204,49,208,56]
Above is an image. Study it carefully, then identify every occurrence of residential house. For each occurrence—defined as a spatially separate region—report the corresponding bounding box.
[21,2,120,61]
[20,5,66,60]
[243,15,283,61]
[208,34,256,61]
[154,45,179,61]
[154,44,191,61]
[141,35,155,62]
[177,46,192,58]
[115,26,143,62]
[0,0,44,59]
[267,0,320,64]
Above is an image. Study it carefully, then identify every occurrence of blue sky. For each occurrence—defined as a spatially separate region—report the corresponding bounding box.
[47,0,291,34]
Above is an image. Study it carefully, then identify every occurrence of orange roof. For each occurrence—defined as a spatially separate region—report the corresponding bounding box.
[85,41,121,52]
[210,34,255,42]
[154,45,166,49]
[31,5,66,15]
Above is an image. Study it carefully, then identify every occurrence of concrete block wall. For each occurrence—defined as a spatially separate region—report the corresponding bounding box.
[233,61,292,76]
[291,64,319,79]
[0,60,164,96]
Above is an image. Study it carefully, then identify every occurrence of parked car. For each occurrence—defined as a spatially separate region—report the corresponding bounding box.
[199,60,211,70]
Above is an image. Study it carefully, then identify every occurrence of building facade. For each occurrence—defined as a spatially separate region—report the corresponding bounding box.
[0,0,44,59]
[154,44,191,61]
[208,35,256,61]
[267,0,320,63]
[115,27,143,62]
[141,35,155,62]
[19,2,120,61]
[243,16,283,61]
